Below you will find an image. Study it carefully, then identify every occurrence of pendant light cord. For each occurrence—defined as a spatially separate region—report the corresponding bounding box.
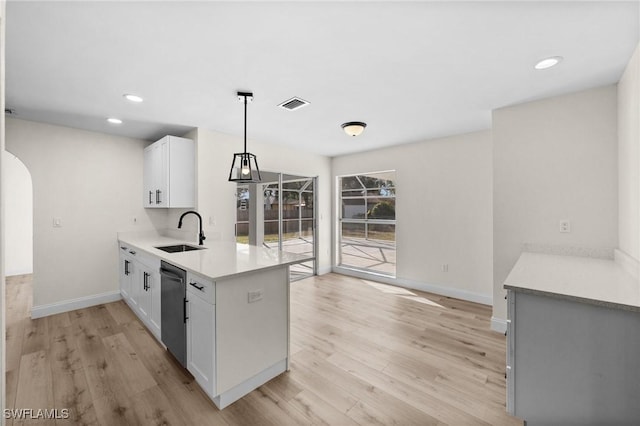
[243,95,248,154]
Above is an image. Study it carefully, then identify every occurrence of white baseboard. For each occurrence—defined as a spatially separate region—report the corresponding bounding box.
[491,316,507,333]
[332,266,493,306]
[31,290,122,319]
[5,268,33,277]
[317,266,332,275]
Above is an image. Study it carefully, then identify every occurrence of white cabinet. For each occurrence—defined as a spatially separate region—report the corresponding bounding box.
[186,272,216,398]
[119,245,138,309]
[143,135,195,208]
[117,243,161,340]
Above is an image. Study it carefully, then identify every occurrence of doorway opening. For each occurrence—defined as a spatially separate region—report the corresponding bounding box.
[4,152,33,277]
[235,171,317,281]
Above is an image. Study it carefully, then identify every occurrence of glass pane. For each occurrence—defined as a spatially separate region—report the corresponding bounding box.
[264,185,279,246]
[341,176,363,190]
[300,219,314,237]
[342,198,366,219]
[339,223,396,275]
[368,223,396,241]
[367,198,396,220]
[342,189,364,198]
[236,187,249,244]
[301,192,313,218]
[282,180,304,190]
[341,222,365,238]
[366,187,395,196]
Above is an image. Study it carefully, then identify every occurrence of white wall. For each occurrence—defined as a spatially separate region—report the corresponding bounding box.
[168,128,333,274]
[332,130,494,303]
[5,118,167,310]
[618,43,640,262]
[492,85,619,324]
[1,0,7,410]
[3,153,32,276]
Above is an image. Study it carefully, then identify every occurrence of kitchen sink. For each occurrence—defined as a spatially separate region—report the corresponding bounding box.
[155,244,206,253]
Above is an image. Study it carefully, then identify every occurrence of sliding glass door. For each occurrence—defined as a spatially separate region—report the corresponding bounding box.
[236,172,317,281]
[338,171,396,277]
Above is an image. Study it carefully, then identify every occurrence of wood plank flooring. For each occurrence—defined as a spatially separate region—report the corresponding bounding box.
[6,273,522,425]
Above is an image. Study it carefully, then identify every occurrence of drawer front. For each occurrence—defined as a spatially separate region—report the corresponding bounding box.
[187,272,215,304]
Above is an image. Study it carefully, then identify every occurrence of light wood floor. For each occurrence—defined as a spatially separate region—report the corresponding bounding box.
[6,273,522,425]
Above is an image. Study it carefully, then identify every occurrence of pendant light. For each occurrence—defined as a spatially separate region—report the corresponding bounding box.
[228,91,262,183]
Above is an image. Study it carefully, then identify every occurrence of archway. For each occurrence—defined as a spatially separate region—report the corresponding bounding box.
[4,152,33,276]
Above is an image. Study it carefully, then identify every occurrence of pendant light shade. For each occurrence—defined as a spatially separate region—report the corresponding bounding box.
[341,121,367,137]
[229,91,262,183]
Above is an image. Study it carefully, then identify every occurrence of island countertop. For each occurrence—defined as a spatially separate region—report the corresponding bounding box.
[117,231,313,281]
[504,251,640,311]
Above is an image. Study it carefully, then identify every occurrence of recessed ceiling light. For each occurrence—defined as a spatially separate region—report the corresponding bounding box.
[107,117,123,124]
[534,56,563,70]
[123,93,143,103]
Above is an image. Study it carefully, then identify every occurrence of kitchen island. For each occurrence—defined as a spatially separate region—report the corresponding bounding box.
[504,251,640,425]
[117,231,313,409]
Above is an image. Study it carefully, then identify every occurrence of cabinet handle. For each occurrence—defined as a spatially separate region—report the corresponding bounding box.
[184,298,189,323]
[129,250,136,255]
[120,246,127,250]
[189,282,205,291]
[156,189,162,204]
[124,260,130,276]
[143,272,149,291]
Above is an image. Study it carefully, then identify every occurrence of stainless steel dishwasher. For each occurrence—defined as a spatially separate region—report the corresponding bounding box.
[160,261,187,367]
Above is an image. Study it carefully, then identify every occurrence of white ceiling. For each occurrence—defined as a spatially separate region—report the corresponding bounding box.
[6,1,639,157]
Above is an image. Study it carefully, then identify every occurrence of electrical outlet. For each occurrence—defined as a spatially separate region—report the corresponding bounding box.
[441,264,449,272]
[248,289,263,303]
[560,220,571,233]
[209,216,216,227]
[53,218,62,228]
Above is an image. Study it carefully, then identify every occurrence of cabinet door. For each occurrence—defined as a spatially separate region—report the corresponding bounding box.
[187,294,216,397]
[506,290,515,414]
[143,146,155,208]
[127,256,139,310]
[138,267,153,323]
[143,136,194,208]
[155,139,169,207]
[149,271,161,338]
[119,251,131,300]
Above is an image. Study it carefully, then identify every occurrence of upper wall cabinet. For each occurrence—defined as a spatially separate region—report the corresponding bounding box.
[144,136,195,208]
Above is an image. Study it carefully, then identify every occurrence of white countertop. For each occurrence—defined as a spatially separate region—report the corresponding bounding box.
[504,252,640,311]
[118,232,313,281]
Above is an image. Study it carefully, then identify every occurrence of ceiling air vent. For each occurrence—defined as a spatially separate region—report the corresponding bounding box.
[277,97,310,111]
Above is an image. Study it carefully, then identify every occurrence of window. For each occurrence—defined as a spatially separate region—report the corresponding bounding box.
[338,171,396,276]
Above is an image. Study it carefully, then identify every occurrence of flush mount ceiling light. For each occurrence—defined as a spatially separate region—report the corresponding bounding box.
[534,56,563,70]
[341,121,367,137]
[123,93,144,103]
[107,117,123,124]
[228,91,262,183]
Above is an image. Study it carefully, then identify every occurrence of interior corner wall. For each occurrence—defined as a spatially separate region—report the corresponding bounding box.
[492,85,619,323]
[4,152,32,276]
[5,118,167,309]
[331,130,494,303]
[618,42,640,262]
[186,128,332,274]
